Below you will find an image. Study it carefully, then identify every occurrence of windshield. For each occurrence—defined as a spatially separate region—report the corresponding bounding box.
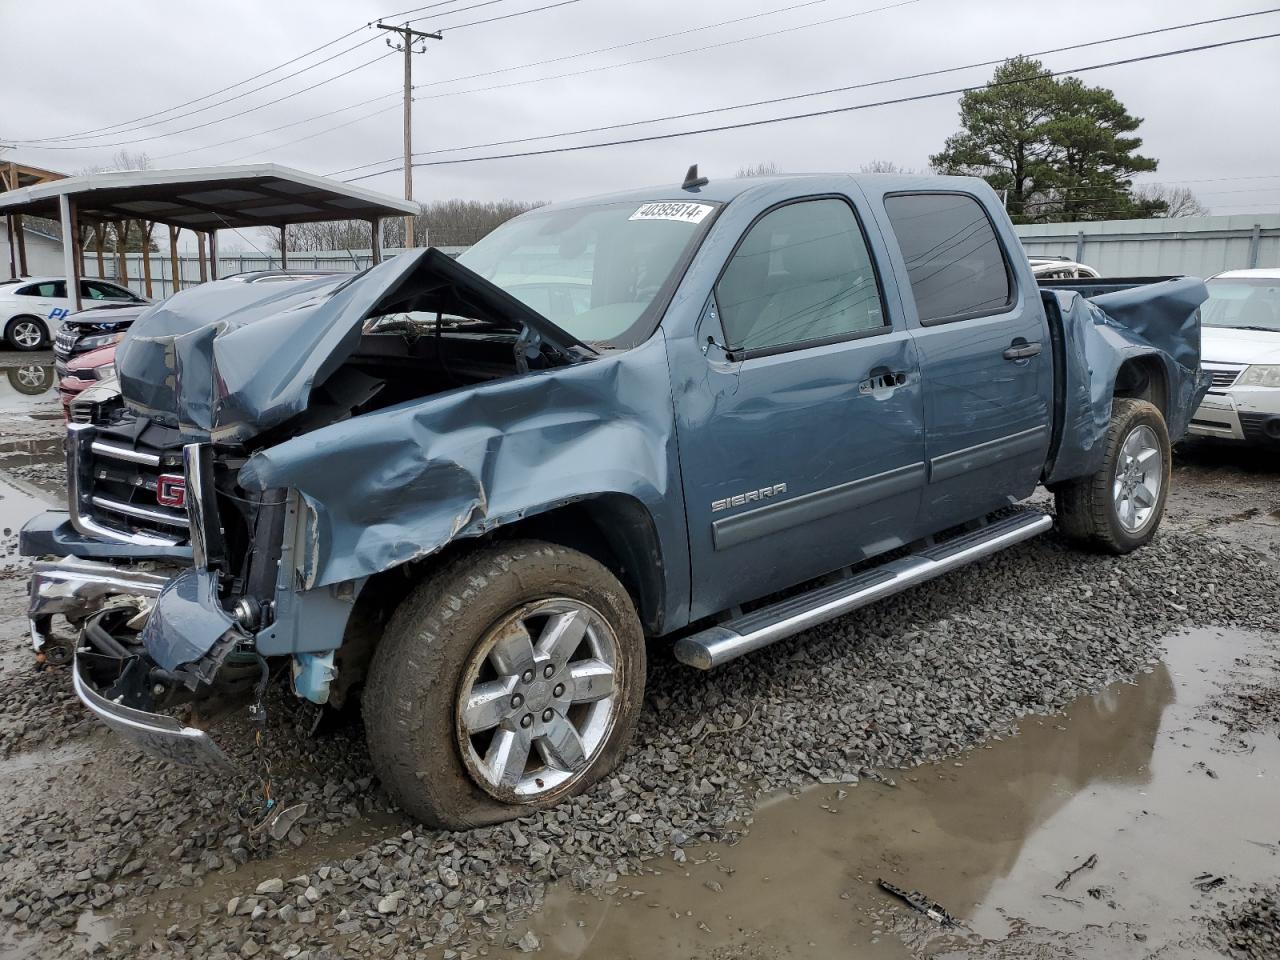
[1203,278,1280,332]
[456,199,718,345]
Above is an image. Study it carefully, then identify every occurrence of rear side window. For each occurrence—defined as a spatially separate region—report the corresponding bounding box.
[884,193,1012,324]
[17,281,65,298]
[716,198,885,354]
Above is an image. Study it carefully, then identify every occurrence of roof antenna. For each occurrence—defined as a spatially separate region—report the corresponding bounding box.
[682,164,709,191]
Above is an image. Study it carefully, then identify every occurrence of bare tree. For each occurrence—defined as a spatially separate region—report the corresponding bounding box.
[1133,184,1208,218]
[859,160,914,174]
[735,161,779,178]
[274,199,544,252]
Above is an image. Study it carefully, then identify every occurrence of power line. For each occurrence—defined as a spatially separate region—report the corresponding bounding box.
[411,0,921,106]
[10,0,503,146]
[222,101,406,165]
[22,50,397,152]
[15,35,382,146]
[411,0,584,32]
[334,9,1280,178]
[330,0,927,176]
[152,91,400,161]
[410,0,839,91]
[346,30,1280,180]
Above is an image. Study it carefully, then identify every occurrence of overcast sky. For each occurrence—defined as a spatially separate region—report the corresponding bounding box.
[4,0,1279,247]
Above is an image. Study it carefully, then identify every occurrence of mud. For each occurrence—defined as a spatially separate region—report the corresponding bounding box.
[0,397,1276,959]
[504,626,1280,960]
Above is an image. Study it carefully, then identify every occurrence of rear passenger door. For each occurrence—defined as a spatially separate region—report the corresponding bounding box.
[879,191,1052,531]
[673,194,926,620]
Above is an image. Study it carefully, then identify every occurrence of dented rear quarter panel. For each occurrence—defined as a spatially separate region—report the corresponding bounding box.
[1043,278,1210,484]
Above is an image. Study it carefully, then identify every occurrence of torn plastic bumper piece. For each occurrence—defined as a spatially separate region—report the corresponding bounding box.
[27,556,172,655]
[71,651,237,773]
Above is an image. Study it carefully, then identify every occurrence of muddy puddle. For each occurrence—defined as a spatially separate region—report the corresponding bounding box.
[502,627,1280,959]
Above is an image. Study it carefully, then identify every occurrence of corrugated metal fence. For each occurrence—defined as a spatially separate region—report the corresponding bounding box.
[86,247,467,298]
[86,216,1279,296]
[1014,214,1280,277]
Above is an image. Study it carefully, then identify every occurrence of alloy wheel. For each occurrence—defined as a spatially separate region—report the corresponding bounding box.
[1113,424,1162,533]
[456,598,620,802]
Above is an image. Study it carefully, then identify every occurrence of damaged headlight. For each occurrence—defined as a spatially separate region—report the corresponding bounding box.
[1237,364,1280,388]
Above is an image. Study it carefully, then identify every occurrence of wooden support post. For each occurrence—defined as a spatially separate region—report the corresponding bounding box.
[5,216,15,280]
[208,231,219,280]
[71,213,84,311]
[169,225,182,294]
[197,232,208,283]
[92,223,106,278]
[15,214,28,277]
[141,222,155,298]
[370,219,382,265]
[280,226,288,270]
[116,220,130,285]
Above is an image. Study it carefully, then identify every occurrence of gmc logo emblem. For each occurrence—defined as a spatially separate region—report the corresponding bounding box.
[156,474,186,509]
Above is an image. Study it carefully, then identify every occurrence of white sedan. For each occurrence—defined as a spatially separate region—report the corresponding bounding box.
[1189,268,1280,445]
[0,277,147,351]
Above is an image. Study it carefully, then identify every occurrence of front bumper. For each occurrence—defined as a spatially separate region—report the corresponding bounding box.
[71,651,236,772]
[1188,387,1280,444]
[31,556,244,772]
[28,556,172,655]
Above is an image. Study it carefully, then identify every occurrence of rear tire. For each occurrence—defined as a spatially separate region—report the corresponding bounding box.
[1054,397,1170,554]
[4,315,48,351]
[363,540,645,829]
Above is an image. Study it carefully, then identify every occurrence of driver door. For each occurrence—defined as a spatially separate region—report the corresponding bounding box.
[672,195,926,621]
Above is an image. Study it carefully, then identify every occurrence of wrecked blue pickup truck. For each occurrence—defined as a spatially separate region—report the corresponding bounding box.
[24,172,1209,828]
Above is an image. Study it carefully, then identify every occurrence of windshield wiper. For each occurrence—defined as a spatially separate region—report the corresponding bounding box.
[1218,325,1280,333]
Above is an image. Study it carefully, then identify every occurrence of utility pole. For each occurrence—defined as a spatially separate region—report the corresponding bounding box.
[377,21,441,249]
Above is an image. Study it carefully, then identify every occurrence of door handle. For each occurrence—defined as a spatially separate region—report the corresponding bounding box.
[1003,340,1042,360]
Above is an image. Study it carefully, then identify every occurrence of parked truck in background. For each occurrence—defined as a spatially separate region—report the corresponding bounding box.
[23,171,1209,829]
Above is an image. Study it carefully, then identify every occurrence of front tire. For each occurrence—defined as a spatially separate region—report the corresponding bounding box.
[1054,397,1170,554]
[4,315,49,351]
[363,541,645,829]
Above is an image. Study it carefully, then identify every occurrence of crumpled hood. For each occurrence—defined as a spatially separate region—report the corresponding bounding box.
[113,249,590,443]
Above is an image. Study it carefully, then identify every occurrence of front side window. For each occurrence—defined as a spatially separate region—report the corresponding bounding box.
[1202,278,1280,332]
[716,198,885,354]
[457,199,717,346]
[884,193,1012,324]
[82,280,138,301]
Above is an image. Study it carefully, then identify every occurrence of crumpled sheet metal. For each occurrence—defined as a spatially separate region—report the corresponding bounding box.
[141,566,240,673]
[1044,277,1209,485]
[238,334,688,599]
[114,258,421,443]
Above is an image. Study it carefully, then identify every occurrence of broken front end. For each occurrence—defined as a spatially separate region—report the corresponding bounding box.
[25,411,311,771]
[24,248,599,773]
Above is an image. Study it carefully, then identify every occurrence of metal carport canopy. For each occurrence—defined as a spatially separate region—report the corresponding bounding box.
[0,163,421,308]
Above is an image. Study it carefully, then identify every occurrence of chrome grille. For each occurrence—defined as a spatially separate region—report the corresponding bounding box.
[53,328,78,363]
[1204,363,1245,390]
[67,425,188,545]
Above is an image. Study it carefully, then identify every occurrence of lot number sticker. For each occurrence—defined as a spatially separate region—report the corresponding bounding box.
[629,202,714,224]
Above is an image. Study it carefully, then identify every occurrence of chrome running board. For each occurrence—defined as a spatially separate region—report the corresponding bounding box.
[673,509,1053,670]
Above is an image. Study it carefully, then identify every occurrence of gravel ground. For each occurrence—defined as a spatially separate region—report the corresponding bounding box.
[0,421,1277,957]
[1210,887,1280,960]
[1,523,1276,959]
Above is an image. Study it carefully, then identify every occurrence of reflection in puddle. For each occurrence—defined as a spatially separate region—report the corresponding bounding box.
[0,362,57,414]
[510,627,1279,960]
